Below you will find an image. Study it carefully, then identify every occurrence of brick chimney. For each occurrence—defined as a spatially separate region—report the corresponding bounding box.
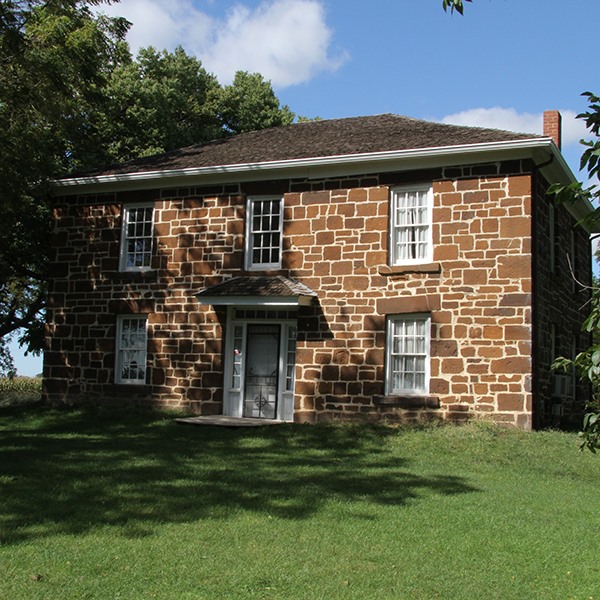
[543,110,562,149]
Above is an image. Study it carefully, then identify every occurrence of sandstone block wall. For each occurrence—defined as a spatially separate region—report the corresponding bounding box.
[43,160,591,428]
[531,173,592,428]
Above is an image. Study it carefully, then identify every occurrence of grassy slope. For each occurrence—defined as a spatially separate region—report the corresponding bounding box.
[1,407,599,599]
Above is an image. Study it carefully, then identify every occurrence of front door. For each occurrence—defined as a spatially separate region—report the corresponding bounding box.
[223,308,297,422]
[243,324,280,418]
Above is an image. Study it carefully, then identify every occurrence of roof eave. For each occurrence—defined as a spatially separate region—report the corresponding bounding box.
[53,137,596,233]
[195,294,314,307]
[53,138,563,195]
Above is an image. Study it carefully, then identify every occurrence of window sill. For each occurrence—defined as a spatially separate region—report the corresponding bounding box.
[374,395,440,409]
[113,270,158,282]
[379,263,441,276]
[245,265,283,272]
[110,383,151,390]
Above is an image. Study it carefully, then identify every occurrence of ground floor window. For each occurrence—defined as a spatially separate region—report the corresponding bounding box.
[116,315,148,384]
[386,314,430,395]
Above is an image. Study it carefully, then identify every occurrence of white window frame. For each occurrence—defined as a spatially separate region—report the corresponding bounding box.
[389,184,433,266]
[385,314,431,395]
[119,203,155,272]
[115,315,148,385]
[245,196,284,270]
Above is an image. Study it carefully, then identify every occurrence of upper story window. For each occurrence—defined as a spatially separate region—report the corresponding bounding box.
[245,196,283,270]
[120,204,154,271]
[115,315,148,384]
[385,314,431,395]
[389,184,433,265]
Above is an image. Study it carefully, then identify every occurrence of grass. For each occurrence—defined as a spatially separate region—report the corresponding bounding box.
[1,408,600,599]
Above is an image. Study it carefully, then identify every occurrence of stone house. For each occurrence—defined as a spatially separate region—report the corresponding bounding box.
[44,112,593,428]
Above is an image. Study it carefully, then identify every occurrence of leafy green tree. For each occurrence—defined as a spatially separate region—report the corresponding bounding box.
[0,0,129,358]
[98,46,223,163]
[0,3,297,366]
[0,339,16,379]
[218,71,295,135]
[551,92,600,451]
[96,52,294,162]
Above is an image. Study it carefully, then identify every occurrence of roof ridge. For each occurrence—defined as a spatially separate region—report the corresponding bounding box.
[68,112,542,179]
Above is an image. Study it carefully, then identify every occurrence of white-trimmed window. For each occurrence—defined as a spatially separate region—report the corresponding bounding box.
[386,314,431,395]
[116,315,148,384]
[120,204,154,271]
[245,196,283,270]
[389,184,433,265]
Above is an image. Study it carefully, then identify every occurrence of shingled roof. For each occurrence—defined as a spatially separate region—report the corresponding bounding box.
[89,113,539,177]
[196,276,317,305]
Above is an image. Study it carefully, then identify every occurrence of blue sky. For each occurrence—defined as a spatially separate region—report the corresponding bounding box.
[13,0,599,376]
[95,0,598,171]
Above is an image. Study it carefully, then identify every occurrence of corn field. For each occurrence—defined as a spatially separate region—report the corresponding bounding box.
[0,377,42,406]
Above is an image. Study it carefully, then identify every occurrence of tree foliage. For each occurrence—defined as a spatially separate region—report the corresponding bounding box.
[218,71,295,135]
[545,90,600,450]
[578,92,600,183]
[0,0,129,358]
[442,0,472,15]
[0,1,295,367]
[550,93,600,451]
[98,46,222,163]
[0,338,16,379]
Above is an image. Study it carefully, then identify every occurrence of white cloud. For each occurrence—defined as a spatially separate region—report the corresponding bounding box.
[202,0,347,87]
[99,0,212,55]
[440,107,589,146]
[97,0,346,88]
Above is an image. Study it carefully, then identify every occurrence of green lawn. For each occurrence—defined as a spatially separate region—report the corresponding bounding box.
[1,407,600,599]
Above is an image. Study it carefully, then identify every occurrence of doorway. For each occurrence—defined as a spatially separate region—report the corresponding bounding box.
[243,324,280,418]
[223,308,297,421]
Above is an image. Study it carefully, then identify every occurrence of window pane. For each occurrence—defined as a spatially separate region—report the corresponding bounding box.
[390,188,431,265]
[388,315,429,394]
[123,205,153,271]
[285,326,297,392]
[249,197,282,267]
[117,316,148,383]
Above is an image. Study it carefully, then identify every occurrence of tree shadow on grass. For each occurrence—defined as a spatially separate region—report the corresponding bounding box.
[0,406,479,544]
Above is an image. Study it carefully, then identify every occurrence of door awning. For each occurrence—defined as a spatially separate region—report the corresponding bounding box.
[195,276,317,307]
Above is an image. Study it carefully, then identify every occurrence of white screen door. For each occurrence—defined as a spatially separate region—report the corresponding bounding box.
[243,324,280,418]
